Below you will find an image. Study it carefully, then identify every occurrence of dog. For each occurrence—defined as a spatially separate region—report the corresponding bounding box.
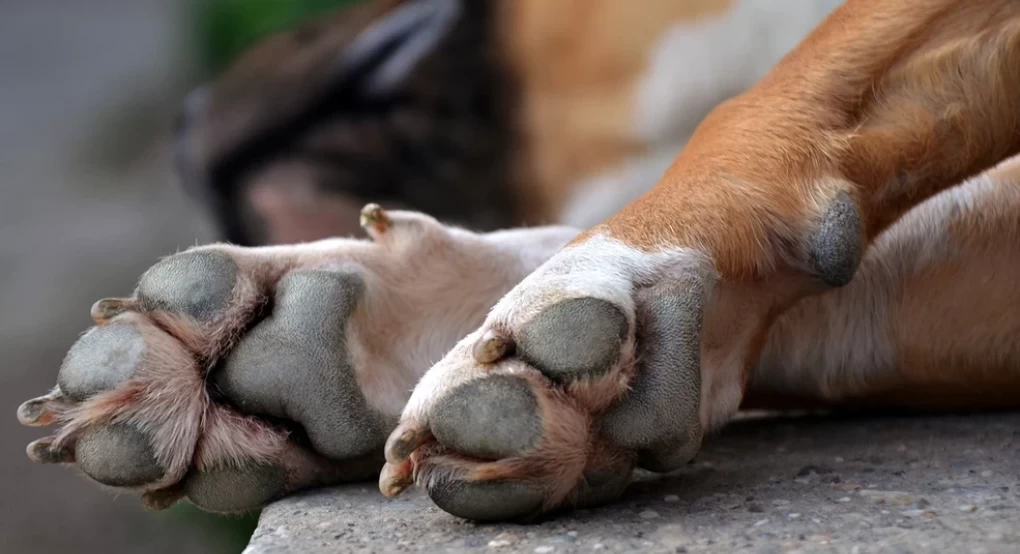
[18,0,1020,523]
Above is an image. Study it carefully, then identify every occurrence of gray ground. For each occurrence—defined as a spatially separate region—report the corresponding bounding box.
[3,3,1019,554]
[248,412,1020,554]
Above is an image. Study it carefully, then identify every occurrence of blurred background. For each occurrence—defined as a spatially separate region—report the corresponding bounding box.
[1,1,356,552]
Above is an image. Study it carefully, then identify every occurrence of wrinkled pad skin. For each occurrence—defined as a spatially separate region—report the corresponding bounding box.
[184,463,286,513]
[431,375,543,460]
[58,323,145,401]
[137,251,237,320]
[215,270,388,460]
[601,281,704,472]
[517,297,628,382]
[76,424,165,487]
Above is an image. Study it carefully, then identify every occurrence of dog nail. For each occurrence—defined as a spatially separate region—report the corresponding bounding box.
[472,330,514,364]
[360,203,390,234]
[384,424,432,464]
[90,297,135,324]
[17,392,63,427]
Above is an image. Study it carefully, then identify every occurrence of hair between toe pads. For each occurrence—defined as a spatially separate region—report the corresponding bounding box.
[807,192,863,287]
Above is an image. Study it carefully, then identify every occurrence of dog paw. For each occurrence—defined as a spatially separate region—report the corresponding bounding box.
[18,205,555,513]
[380,235,715,521]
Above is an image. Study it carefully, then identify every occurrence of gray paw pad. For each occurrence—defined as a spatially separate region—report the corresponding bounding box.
[576,462,632,508]
[137,250,237,320]
[517,298,627,382]
[431,375,542,460]
[58,323,145,401]
[76,424,165,487]
[428,479,545,522]
[184,463,285,513]
[215,270,386,460]
[601,283,703,472]
[808,192,863,287]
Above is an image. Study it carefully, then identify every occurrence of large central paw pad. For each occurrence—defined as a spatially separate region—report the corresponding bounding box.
[381,269,710,521]
[216,270,388,459]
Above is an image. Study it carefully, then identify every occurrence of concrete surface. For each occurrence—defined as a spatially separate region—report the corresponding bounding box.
[247,412,1020,554]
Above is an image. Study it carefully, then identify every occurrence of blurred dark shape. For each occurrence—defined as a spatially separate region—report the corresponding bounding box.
[178,0,519,245]
[195,0,367,73]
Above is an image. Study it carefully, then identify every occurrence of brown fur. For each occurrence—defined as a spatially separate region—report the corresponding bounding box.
[599,0,1020,270]
[497,0,736,222]
[570,0,1020,419]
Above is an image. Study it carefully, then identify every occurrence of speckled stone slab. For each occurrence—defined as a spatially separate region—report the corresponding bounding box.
[246,412,1020,554]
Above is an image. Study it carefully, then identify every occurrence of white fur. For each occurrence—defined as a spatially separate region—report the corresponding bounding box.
[489,234,716,329]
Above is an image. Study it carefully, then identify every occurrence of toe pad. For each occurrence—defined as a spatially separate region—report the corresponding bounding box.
[137,251,237,320]
[184,463,286,513]
[58,323,145,401]
[428,479,545,522]
[431,375,542,460]
[517,298,627,382]
[76,424,165,488]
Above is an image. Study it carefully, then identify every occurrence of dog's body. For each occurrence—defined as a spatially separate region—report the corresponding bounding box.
[175,0,842,243]
[20,0,1020,524]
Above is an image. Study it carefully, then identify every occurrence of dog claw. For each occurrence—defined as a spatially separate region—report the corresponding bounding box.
[472,330,514,364]
[27,437,74,464]
[90,297,135,324]
[379,459,414,497]
[141,486,185,511]
[360,203,390,235]
[17,392,63,427]
[384,422,432,463]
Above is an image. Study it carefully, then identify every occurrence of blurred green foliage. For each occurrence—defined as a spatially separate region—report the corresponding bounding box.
[195,0,367,72]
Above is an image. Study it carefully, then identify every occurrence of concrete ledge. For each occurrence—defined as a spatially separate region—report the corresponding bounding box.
[246,413,1020,553]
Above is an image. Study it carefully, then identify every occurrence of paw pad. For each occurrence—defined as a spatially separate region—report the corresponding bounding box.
[58,322,146,401]
[431,375,542,460]
[215,270,388,459]
[137,251,237,320]
[516,297,628,382]
[183,463,286,513]
[428,479,546,522]
[76,424,165,487]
